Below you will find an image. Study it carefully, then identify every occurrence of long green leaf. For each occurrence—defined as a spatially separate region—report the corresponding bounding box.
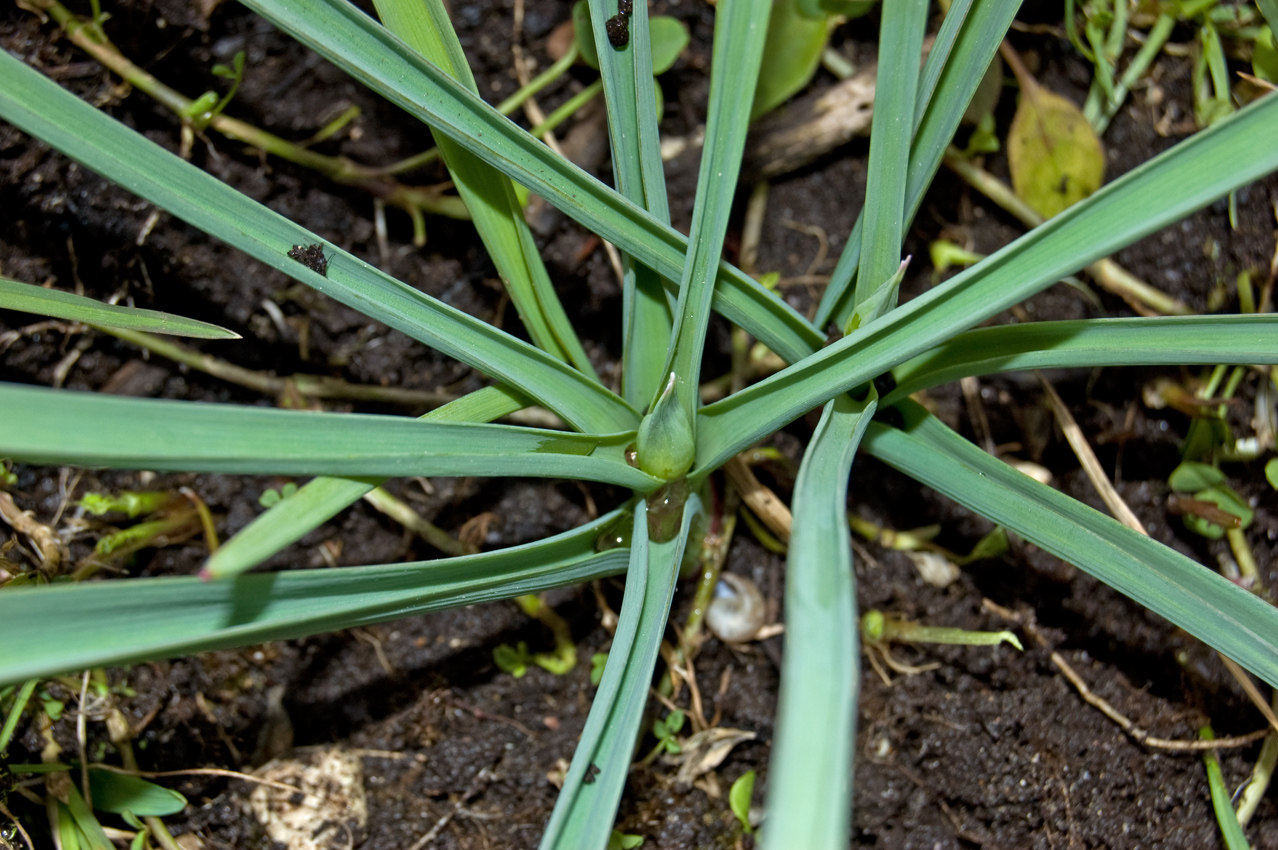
[0,510,630,683]
[854,0,926,309]
[540,496,696,850]
[697,91,1278,471]
[204,384,530,578]
[884,315,1278,405]
[239,0,825,365]
[373,0,597,378]
[862,402,1278,689]
[0,383,658,489]
[764,393,874,850]
[0,277,238,339]
[816,0,1022,328]
[662,0,770,417]
[587,0,676,408]
[0,49,633,434]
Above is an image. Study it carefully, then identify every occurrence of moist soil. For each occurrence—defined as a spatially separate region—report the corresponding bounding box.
[2,2,1278,849]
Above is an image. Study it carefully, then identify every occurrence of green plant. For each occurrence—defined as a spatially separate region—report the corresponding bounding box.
[728,769,756,835]
[2,1,1278,849]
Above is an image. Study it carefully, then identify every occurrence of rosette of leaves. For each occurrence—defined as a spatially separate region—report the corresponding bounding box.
[3,1,1278,848]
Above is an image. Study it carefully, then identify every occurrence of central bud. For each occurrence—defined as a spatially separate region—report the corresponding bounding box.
[635,372,695,481]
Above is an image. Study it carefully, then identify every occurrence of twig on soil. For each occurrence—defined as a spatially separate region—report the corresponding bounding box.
[987,603,1271,752]
[1036,372,1146,533]
[723,456,791,544]
[25,0,468,241]
[362,487,472,558]
[0,492,63,574]
[88,763,303,794]
[403,762,499,850]
[1050,650,1267,751]
[443,693,536,739]
[0,798,34,850]
[94,325,562,428]
[960,376,996,454]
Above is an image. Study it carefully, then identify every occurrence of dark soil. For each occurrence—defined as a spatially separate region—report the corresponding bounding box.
[3,2,1278,849]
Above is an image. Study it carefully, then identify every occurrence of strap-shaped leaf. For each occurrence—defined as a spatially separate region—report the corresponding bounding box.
[238,0,826,365]
[815,0,1022,328]
[854,0,927,310]
[696,90,1278,471]
[862,401,1278,689]
[587,0,676,407]
[661,0,770,416]
[0,277,238,339]
[884,314,1278,405]
[373,0,598,378]
[0,383,658,490]
[0,510,631,683]
[764,393,875,850]
[540,496,697,850]
[204,384,530,578]
[0,49,634,434]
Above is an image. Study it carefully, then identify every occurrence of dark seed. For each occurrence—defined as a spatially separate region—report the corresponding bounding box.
[287,244,328,277]
[605,14,629,48]
[618,0,632,14]
[583,763,600,784]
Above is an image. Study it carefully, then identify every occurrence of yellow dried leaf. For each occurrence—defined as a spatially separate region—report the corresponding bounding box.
[1007,82,1105,219]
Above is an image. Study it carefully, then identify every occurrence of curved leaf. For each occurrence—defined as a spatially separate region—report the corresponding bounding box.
[540,496,697,850]
[0,49,634,434]
[884,315,1278,405]
[238,0,825,365]
[697,91,1278,471]
[0,278,239,339]
[764,393,874,850]
[0,383,658,490]
[204,385,529,578]
[862,402,1278,689]
[0,510,631,683]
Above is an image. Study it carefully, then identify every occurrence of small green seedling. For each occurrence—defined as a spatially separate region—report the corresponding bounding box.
[861,609,1021,683]
[1266,458,1278,490]
[493,641,534,678]
[651,709,684,755]
[80,491,180,519]
[928,239,985,279]
[1255,24,1278,82]
[861,610,1022,650]
[1168,461,1254,540]
[184,51,246,129]
[607,829,644,850]
[259,482,298,508]
[634,708,685,768]
[590,652,609,686]
[729,769,756,835]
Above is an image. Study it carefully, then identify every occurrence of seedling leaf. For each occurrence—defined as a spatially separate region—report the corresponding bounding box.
[0,277,238,339]
[1169,461,1227,491]
[752,0,831,120]
[88,769,188,816]
[1255,26,1278,83]
[648,17,689,75]
[729,770,756,834]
